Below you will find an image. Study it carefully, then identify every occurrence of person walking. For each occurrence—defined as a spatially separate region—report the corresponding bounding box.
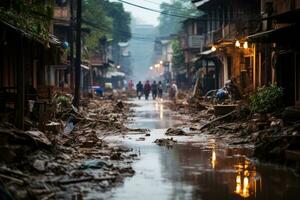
[151,81,158,100]
[158,81,163,99]
[144,80,151,100]
[169,80,178,101]
[136,81,143,100]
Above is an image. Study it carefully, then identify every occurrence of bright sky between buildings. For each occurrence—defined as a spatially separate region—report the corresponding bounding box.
[113,0,171,26]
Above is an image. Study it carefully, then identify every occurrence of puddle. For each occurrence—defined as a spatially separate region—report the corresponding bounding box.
[97,99,300,200]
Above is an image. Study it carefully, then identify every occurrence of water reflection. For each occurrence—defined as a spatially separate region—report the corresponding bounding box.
[234,161,262,199]
[154,100,164,120]
[107,99,300,200]
[160,104,164,120]
[211,148,216,169]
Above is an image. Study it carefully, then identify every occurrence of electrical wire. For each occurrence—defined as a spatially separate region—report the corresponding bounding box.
[129,0,195,13]
[117,0,261,22]
[26,9,155,42]
[82,19,156,42]
[117,0,199,19]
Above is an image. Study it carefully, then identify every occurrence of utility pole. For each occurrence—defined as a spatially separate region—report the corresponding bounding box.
[69,0,74,89]
[73,0,82,107]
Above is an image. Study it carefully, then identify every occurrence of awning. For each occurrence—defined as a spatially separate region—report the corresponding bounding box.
[191,57,200,63]
[192,0,211,8]
[118,42,129,47]
[200,49,214,55]
[176,67,187,75]
[106,71,125,78]
[81,64,90,70]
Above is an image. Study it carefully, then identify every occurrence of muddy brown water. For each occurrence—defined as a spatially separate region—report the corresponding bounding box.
[94,99,300,200]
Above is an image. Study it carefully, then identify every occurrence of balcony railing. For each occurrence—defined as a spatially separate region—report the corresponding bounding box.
[188,35,204,49]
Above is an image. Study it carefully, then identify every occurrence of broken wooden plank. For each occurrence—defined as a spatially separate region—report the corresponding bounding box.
[199,110,238,131]
[58,177,93,185]
[285,150,300,161]
[0,173,24,184]
[0,167,30,178]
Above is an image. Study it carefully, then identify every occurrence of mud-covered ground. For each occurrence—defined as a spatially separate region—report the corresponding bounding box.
[164,95,300,173]
[0,98,139,200]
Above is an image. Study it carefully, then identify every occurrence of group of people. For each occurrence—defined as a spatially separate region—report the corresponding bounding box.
[136,80,163,100]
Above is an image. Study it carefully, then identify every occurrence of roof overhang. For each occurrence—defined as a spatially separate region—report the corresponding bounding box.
[192,0,211,8]
[81,64,90,70]
[200,49,214,55]
[265,8,300,24]
[0,20,61,46]
[248,25,300,43]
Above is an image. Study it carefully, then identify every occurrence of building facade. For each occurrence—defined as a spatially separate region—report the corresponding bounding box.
[192,0,260,94]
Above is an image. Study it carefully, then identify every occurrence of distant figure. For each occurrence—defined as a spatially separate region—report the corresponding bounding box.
[136,81,143,100]
[226,79,241,100]
[169,81,178,101]
[144,80,151,100]
[128,80,134,91]
[158,81,163,99]
[95,86,104,97]
[151,81,158,100]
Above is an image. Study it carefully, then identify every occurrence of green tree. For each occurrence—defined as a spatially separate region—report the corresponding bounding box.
[103,1,131,42]
[82,0,112,52]
[0,0,54,41]
[171,38,185,70]
[82,0,131,53]
[158,0,200,36]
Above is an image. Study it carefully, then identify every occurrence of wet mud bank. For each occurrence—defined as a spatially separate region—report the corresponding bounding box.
[164,99,300,174]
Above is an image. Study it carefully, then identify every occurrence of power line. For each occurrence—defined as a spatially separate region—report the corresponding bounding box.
[117,0,199,19]
[131,0,195,13]
[82,19,156,42]
[117,0,262,22]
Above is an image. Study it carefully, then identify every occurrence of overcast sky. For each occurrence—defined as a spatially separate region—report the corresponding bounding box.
[116,0,171,26]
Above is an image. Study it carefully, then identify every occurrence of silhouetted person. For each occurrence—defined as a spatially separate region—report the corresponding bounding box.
[151,81,158,100]
[136,81,143,100]
[158,81,163,98]
[144,80,151,100]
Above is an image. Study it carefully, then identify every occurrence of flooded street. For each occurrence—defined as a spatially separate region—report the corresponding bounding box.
[101,99,300,200]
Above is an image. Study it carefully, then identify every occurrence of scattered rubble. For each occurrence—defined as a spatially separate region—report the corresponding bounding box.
[154,138,177,147]
[165,128,188,136]
[165,93,300,172]
[0,96,136,199]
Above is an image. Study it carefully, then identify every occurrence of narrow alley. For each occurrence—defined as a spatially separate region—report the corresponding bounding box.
[1,1,300,199]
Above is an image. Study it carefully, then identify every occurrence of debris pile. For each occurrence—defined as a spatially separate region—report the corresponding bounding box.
[0,97,136,199]
[165,128,188,136]
[166,92,300,171]
[154,138,177,147]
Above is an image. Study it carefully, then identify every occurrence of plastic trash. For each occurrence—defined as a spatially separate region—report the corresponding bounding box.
[64,122,74,134]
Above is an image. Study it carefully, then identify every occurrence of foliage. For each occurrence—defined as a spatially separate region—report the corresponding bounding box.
[0,0,53,42]
[82,0,112,52]
[103,1,131,43]
[57,96,69,106]
[158,0,200,36]
[171,38,185,70]
[249,84,284,114]
[82,0,131,53]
